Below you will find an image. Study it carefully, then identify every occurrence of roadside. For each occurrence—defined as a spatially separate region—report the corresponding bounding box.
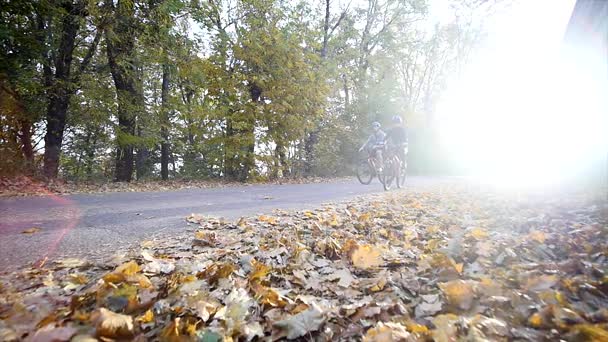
[0,175,352,198]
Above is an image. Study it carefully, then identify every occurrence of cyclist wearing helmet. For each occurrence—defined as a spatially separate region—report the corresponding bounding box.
[386,115,408,169]
[359,121,387,171]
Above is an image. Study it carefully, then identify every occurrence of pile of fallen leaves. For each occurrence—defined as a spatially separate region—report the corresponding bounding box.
[1,188,607,341]
[0,176,350,197]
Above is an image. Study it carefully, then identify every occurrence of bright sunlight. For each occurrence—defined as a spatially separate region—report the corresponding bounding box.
[437,0,607,187]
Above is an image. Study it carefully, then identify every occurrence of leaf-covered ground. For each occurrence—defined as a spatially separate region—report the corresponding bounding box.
[1,187,607,341]
[0,176,350,197]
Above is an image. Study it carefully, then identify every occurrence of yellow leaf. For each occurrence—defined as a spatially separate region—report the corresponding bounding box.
[248,260,271,283]
[351,245,383,269]
[426,225,440,234]
[137,310,154,323]
[251,282,288,308]
[198,263,235,285]
[570,324,608,340]
[363,322,410,342]
[258,215,278,225]
[370,277,387,292]
[555,291,568,306]
[425,239,441,252]
[432,314,459,342]
[22,227,41,234]
[358,213,371,222]
[439,280,475,310]
[528,313,543,328]
[115,261,140,276]
[91,308,134,339]
[341,239,359,258]
[528,230,546,243]
[328,214,339,227]
[126,274,153,288]
[102,272,124,284]
[186,322,198,336]
[469,227,488,239]
[69,273,89,285]
[452,261,464,274]
[406,322,429,334]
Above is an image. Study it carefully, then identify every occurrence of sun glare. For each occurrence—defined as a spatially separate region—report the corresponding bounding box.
[437,0,606,188]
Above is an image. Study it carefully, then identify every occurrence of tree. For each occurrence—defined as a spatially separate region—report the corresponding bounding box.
[42,1,102,178]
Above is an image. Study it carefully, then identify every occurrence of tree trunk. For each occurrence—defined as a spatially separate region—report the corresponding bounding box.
[106,0,142,182]
[135,125,150,180]
[18,119,34,166]
[160,64,170,180]
[321,0,330,58]
[42,1,83,178]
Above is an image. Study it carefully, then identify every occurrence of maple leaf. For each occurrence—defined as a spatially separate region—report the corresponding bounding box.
[273,304,325,339]
[248,259,271,283]
[351,245,383,269]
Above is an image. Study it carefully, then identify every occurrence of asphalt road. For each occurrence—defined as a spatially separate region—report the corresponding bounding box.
[0,177,450,272]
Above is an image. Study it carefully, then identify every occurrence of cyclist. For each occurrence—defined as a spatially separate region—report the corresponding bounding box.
[385,115,408,170]
[359,121,386,172]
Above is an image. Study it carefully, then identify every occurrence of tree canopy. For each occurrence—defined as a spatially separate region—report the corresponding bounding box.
[1,0,484,182]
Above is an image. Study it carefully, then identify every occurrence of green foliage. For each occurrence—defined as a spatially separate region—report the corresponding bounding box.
[1,0,484,181]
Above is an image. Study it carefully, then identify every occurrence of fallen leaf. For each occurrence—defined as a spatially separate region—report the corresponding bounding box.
[432,314,460,342]
[328,268,356,288]
[91,308,134,339]
[439,280,475,310]
[363,322,410,341]
[524,274,558,292]
[352,245,383,269]
[26,325,78,342]
[469,227,488,240]
[22,227,41,234]
[137,310,154,324]
[528,231,546,243]
[273,304,325,339]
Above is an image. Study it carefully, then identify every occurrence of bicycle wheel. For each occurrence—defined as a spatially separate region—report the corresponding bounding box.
[396,163,407,188]
[356,160,374,185]
[383,160,397,191]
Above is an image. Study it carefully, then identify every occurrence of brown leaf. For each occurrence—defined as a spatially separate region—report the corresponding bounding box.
[91,308,134,339]
[26,325,78,342]
[363,322,411,342]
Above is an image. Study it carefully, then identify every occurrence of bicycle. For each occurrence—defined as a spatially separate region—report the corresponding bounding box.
[379,146,407,190]
[356,144,386,186]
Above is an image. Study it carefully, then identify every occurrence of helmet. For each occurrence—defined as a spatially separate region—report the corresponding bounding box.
[372,122,381,129]
[392,115,403,124]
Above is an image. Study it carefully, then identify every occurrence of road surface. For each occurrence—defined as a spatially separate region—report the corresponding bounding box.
[0,177,452,272]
